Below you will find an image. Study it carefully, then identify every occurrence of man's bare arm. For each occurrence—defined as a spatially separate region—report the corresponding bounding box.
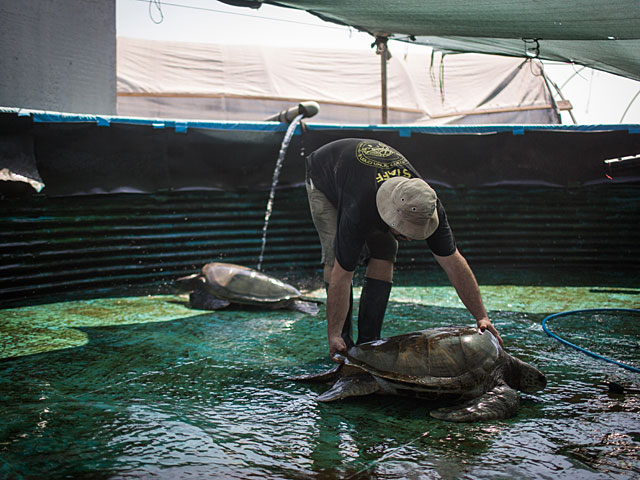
[326,261,355,360]
[434,249,503,346]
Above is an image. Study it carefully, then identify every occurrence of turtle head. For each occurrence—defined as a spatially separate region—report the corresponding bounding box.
[504,354,547,393]
[173,273,205,293]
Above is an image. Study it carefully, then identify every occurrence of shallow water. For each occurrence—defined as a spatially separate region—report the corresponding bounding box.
[1,268,639,479]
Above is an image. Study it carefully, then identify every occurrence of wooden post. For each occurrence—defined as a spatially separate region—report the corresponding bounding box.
[375,36,389,124]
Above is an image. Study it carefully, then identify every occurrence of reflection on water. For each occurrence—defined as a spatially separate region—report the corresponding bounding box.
[0,269,638,479]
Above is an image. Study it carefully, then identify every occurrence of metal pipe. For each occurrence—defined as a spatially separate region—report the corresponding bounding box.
[265,101,319,122]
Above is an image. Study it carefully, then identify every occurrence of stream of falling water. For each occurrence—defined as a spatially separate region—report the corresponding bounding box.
[257,113,304,271]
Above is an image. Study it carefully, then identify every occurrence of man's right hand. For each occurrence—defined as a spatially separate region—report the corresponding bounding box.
[329,335,347,362]
[326,262,355,364]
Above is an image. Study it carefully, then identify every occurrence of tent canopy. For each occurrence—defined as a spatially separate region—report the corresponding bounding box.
[117,38,558,124]
[229,0,640,81]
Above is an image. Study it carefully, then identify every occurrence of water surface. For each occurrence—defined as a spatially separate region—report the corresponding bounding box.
[1,268,638,479]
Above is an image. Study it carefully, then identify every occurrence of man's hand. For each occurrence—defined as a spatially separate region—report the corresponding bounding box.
[477,317,503,347]
[326,262,354,363]
[329,335,347,362]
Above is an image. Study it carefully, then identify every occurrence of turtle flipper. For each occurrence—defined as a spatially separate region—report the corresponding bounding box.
[289,364,380,401]
[289,300,320,315]
[430,383,520,422]
[189,286,231,310]
[288,364,343,383]
[317,371,380,402]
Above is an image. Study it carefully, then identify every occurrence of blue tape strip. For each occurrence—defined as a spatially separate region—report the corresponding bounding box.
[6,108,638,134]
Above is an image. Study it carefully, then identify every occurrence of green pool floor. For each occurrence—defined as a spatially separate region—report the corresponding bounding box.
[1,267,639,479]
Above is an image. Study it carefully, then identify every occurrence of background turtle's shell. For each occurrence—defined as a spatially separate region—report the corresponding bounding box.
[346,326,501,393]
[202,262,302,305]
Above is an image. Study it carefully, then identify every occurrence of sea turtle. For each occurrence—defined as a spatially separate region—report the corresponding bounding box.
[175,262,320,314]
[292,326,547,422]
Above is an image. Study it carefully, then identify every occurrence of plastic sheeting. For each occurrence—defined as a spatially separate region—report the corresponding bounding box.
[116,38,559,125]
[0,113,44,194]
[247,1,640,81]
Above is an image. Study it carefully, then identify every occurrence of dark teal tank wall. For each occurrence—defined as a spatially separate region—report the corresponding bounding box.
[1,184,638,307]
[2,110,640,198]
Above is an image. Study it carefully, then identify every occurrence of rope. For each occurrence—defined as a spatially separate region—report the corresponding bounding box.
[542,308,640,373]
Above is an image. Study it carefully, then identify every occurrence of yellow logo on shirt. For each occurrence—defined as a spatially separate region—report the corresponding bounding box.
[376,168,414,183]
[356,141,409,168]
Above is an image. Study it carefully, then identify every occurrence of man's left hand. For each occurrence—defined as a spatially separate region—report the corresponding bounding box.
[477,318,503,347]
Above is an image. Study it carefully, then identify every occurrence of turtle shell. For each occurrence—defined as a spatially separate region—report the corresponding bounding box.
[201,262,302,305]
[345,326,501,393]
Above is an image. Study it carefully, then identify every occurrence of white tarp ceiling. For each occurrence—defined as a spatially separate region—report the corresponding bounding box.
[117,37,558,124]
[228,0,640,81]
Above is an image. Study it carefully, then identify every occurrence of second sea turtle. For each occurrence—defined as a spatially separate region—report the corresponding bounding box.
[176,262,320,314]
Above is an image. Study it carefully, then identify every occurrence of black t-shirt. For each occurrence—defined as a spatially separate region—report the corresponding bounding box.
[307,138,456,271]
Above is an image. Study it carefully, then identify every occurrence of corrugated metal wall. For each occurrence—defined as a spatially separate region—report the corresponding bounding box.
[1,184,638,306]
[1,189,320,305]
[400,184,639,268]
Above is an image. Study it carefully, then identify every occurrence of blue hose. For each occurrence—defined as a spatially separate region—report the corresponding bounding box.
[542,308,640,374]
